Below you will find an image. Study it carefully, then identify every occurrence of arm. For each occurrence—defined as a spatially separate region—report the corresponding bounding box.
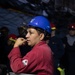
[8,38,37,73]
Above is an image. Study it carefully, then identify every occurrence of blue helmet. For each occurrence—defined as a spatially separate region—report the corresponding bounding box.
[28,16,51,34]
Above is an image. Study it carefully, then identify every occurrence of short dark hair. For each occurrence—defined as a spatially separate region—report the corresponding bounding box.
[28,26,51,41]
[0,26,9,32]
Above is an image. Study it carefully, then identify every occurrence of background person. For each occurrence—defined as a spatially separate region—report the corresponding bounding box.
[48,23,64,75]
[62,23,75,75]
[5,34,17,72]
[0,26,10,75]
[0,26,9,64]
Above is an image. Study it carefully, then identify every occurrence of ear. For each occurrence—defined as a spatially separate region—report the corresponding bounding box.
[39,33,45,40]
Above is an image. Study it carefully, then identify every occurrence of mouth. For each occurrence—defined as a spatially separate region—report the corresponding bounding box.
[27,40,30,42]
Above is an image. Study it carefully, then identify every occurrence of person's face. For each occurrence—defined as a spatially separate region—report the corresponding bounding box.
[69,30,75,36]
[26,28,44,47]
[51,30,55,37]
[1,29,8,36]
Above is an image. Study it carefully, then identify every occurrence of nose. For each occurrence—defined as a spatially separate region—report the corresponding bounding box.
[26,32,29,38]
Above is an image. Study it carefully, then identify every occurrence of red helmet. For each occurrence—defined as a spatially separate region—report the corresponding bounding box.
[68,23,75,30]
[8,34,17,42]
[50,23,56,30]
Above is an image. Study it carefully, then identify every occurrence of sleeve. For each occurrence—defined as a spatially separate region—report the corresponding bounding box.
[8,47,38,73]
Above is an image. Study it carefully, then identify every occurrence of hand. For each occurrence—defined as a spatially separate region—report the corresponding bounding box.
[14,38,27,47]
